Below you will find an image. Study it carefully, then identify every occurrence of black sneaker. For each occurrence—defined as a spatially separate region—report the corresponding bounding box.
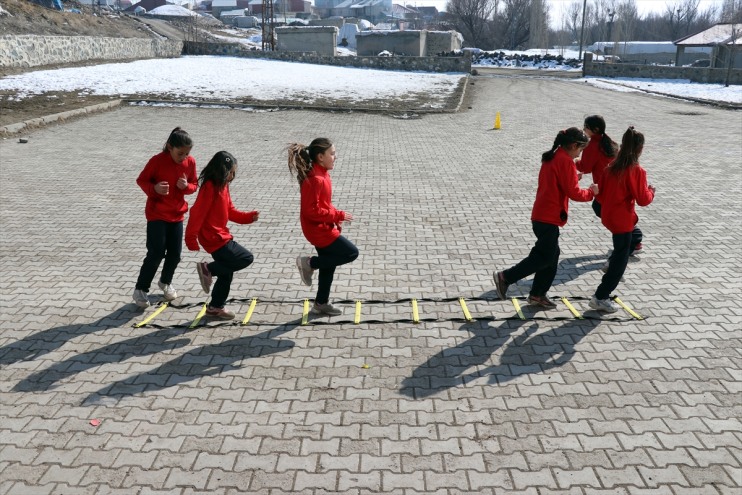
[494,271,509,300]
[527,294,557,309]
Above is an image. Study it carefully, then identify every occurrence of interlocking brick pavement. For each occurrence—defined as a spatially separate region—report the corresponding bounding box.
[1,74,741,494]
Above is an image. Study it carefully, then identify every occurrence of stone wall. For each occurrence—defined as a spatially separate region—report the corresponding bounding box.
[275,26,338,57]
[0,34,183,68]
[183,40,471,73]
[583,54,742,85]
[425,31,463,56]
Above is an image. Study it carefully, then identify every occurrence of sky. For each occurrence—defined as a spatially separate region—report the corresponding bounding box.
[0,54,739,105]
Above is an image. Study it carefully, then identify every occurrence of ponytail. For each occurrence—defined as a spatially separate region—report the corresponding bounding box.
[584,115,616,157]
[542,127,588,162]
[607,126,645,177]
[286,137,333,185]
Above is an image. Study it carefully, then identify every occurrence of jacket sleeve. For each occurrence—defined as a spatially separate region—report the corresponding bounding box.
[631,166,655,207]
[136,156,159,197]
[301,177,345,223]
[562,160,594,202]
[185,181,211,249]
[183,157,198,195]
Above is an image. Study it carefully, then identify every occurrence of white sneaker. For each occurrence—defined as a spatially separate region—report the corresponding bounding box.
[311,302,342,316]
[589,296,620,313]
[157,281,178,301]
[296,256,314,286]
[132,289,150,308]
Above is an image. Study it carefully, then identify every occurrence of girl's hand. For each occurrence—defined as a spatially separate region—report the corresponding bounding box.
[589,183,599,195]
[176,174,188,190]
[155,181,169,195]
[577,172,583,181]
[343,212,354,224]
[649,184,656,193]
[253,212,260,222]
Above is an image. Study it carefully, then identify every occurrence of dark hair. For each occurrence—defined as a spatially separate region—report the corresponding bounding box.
[541,127,589,162]
[163,127,193,152]
[286,138,333,185]
[584,115,617,157]
[199,151,237,188]
[607,126,645,177]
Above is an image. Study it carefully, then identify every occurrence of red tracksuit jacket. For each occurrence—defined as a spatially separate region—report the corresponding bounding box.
[598,163,654,234]
[531,147,594,227]
[300,164,346,248]
[185,181,257,253]
[576,134,613,193]
[136,151,198,222]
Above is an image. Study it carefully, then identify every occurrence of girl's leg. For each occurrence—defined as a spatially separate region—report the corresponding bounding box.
[503,222,560,288]
[312,236,359,305]
[530,229,561,297]
[160,221,183,285]
[595,232,632,300]
[135,220,167,291]
[629,225,643,254]
[208,240,254,308]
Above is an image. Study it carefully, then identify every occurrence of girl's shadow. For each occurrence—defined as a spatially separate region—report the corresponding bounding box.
[82,320,300,405]
[0,304,143,368]
[399,317,531,399]
[400,291,603,398]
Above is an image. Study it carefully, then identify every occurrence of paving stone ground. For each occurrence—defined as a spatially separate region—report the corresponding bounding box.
[1,74,741,495]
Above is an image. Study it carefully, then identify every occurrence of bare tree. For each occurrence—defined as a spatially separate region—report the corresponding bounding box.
[720,0,742,22]
[501,0,531,49]
[614,0,638,46]
[563,0,583,41]
[665,0,700,40]
[528,0,550,48]
[446,0,498,48]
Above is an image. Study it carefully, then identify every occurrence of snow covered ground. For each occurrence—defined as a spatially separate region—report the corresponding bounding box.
[0,56,464,109]
[0,53,738,108]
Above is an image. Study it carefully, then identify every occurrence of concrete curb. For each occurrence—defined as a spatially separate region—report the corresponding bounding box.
[1,99,123,137]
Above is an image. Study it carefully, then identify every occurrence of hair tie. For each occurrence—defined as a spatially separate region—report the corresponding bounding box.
[225,156,231,163]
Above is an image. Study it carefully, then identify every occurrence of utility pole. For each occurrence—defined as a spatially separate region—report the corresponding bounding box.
[607,10,615,41]
[578,0,587,59]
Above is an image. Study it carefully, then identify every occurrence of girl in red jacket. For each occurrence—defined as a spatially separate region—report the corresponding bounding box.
[577,115,617,219]
[578,115,644,259]
[494,128,598,308]
[185,151,259,320]
[589,127,655,313]
[287,138,359,316]
[133,127,198,308]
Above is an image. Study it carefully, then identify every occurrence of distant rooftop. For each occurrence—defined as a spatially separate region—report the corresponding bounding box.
[675,23,741,46]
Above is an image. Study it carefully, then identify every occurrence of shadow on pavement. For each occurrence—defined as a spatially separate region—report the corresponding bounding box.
[81,320,300,405]
[0,304,142,367]
[400,308,602,398]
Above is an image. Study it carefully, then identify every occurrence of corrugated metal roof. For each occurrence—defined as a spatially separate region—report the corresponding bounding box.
[675,23,741,46]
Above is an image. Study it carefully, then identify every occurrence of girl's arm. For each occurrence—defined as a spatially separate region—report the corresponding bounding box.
[562,161,594,203]
[183,158,198,195]
[136,156,159,197]
[185,182,212,251]
[301,177,345,223]
[631,166,655,207]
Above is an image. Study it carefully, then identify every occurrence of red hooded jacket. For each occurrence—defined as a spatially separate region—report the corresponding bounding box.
[531,147,594,227]
[598,163,654,234]
[136,151,198,222]
[576,134,614,192]
[300,164,346,248]
[185,181,257,253]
